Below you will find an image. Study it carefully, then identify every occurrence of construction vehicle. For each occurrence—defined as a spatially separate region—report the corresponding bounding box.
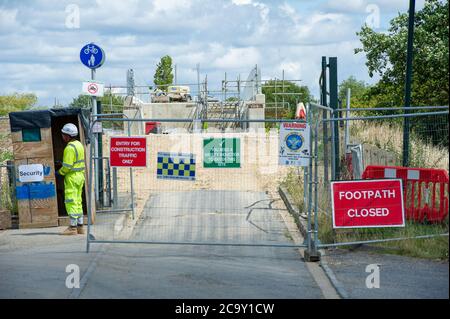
[167,86,191,102]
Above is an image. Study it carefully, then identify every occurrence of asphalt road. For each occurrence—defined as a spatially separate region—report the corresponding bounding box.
[323,246,449,299]
[0,190,325,299]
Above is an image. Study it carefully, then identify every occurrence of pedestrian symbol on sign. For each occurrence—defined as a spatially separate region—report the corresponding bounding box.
[88,55,95,67]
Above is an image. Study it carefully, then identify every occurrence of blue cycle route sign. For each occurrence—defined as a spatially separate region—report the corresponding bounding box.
[80,43,105,69]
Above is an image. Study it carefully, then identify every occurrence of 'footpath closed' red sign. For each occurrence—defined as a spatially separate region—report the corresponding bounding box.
[110,137,147,167]
[331,179,405,228]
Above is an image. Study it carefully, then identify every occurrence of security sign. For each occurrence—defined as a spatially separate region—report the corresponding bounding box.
[331,179,405,229]
[18,164,44,183]
[279,122,310,166]
[82,81,104,97]
[110,137,147,167]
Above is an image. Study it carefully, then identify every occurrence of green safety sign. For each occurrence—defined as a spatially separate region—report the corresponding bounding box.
[203,138,240,168]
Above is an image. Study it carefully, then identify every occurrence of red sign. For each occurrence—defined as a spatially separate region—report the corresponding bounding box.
[88,83,98,94]
[331,179,405,228]
[110,137,147,167]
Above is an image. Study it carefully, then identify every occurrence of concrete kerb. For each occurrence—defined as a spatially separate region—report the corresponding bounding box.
[278,186,349,299]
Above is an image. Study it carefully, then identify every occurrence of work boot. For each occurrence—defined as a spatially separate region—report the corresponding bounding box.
[77,224,85,235]
[61,226,77,235]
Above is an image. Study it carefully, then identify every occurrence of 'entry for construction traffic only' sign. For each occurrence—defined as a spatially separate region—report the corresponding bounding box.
[279,122,310,167]
[331,179,405,229]
[203,138,240,168]
[110,137,147,167]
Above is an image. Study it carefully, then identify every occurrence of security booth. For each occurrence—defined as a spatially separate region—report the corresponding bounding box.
[8,108,95,228]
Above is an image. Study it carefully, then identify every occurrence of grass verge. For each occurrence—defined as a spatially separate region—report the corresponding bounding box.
[283,167,449,261]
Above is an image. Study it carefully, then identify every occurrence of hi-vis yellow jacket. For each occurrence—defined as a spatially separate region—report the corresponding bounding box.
[58,140,85,176]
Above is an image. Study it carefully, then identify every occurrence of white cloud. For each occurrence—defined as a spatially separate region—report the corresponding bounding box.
[0,0,405,106]
[213,47,261,69]
[232,0,252,5]
[0,8,20,32]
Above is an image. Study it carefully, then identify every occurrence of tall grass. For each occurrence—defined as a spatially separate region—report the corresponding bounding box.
[349,120,449,169]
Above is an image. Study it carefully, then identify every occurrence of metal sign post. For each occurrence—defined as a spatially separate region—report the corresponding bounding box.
[80,43,105,207]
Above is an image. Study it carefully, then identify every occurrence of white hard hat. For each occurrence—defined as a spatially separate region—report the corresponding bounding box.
[61,123,78,137]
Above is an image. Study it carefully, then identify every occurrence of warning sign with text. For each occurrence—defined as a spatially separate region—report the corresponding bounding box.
[279,122,310,167]
[331,179,405,229]
[110,137,147,167]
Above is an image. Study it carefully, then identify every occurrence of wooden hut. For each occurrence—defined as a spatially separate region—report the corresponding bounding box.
[8,108,95,228]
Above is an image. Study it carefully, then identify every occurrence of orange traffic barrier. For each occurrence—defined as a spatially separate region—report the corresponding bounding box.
[362,165,449,223]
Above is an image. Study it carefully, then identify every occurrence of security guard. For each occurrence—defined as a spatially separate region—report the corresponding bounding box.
[58,123,86,235]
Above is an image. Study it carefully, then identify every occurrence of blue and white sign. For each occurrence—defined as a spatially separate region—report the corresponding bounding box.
[279,122,310,167]
[80,43,105,69]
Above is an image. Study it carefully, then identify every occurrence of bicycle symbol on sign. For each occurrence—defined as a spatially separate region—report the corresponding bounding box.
[84,45,98,55]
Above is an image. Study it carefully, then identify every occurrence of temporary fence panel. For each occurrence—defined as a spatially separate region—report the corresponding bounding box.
[86,117,311,251]
[312,107,449,251]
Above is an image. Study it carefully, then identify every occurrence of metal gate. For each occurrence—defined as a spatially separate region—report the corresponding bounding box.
[85,106,449,257]
[86,116,312,252]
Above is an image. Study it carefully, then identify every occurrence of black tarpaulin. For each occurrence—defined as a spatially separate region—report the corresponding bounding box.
[9,107,90,133]
[9,110,51,132]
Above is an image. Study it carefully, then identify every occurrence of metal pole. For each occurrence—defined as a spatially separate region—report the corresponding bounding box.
[303,104,310,214]
[224,72,227,102]
[92,69,99,206]
[197,63,200,103]
[321,57,329,187]
[237,74,241,101]
[345,88,351,148]
[306,115,314,254]
[331,116,336,180]
[86,124,95,253]
[174,64,177,85]
[274,78,278,121]
[313,117,319,254]
[105,158,111,207]
[112,167,118,209]
[403,0,416,167]
[97,101,103,208]
[329,57,339,180]
[282,69,285,118]
[127,122,135,219]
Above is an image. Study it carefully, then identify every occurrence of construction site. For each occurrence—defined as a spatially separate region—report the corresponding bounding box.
[0,23,448,301]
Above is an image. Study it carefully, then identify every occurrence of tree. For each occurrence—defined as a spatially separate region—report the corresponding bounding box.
[153,55,174,91]
[69,93,125,114]
[338,76,371,108]
[0,93,37,116]
[262,80,312,119]
[355,0,449,107]
[68,95,91,109]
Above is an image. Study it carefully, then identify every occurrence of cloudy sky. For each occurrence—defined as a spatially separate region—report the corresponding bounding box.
[0,0,425,107]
